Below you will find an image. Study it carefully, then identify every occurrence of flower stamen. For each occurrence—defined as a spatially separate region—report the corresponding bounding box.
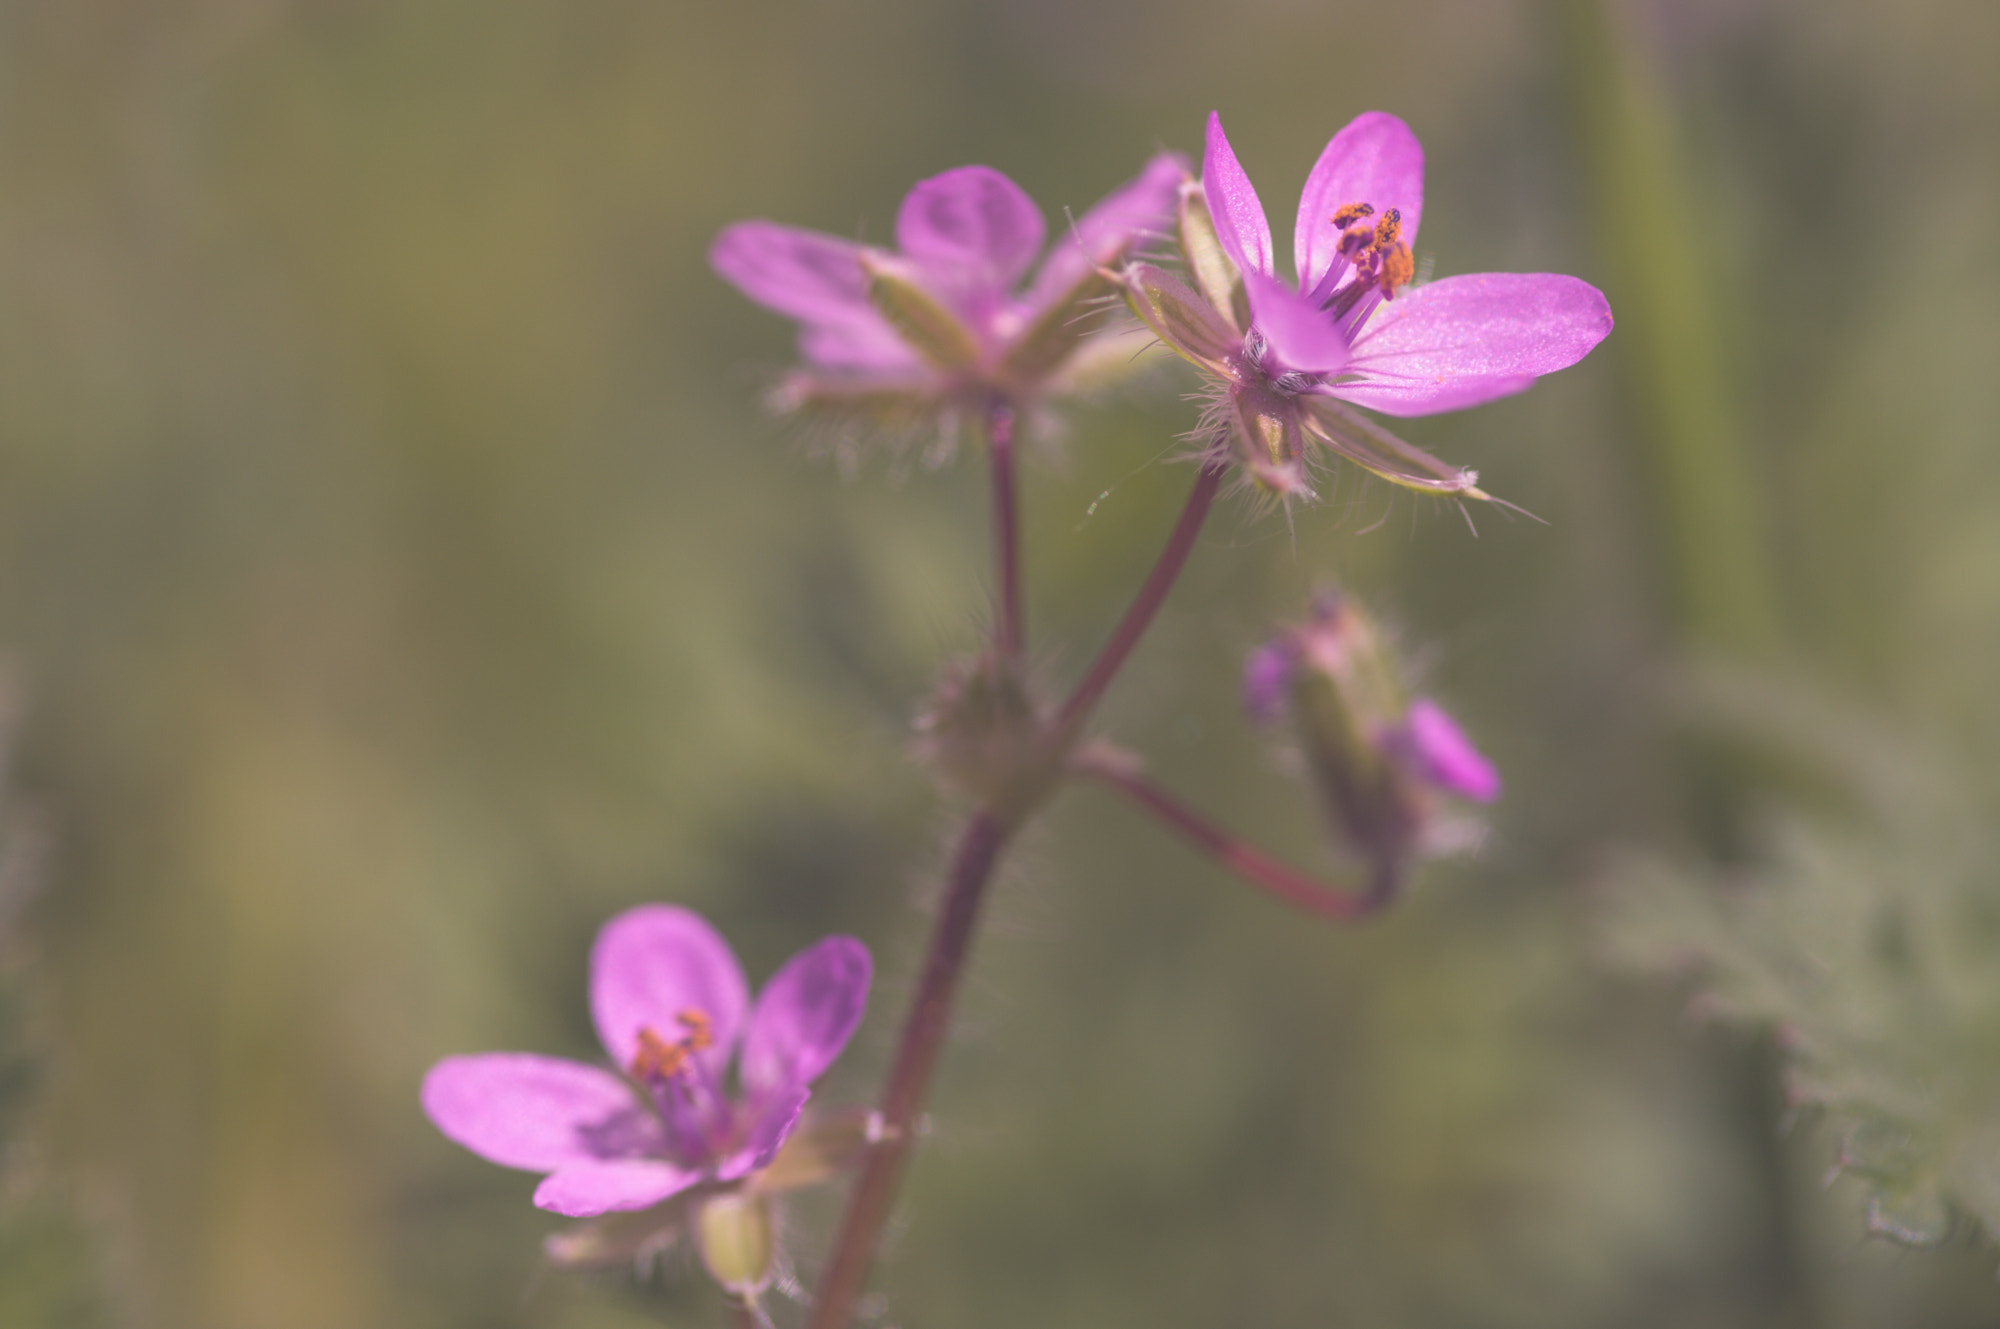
[630,1008,717,1083]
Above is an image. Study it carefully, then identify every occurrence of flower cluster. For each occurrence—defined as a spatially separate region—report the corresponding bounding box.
[426,107,1614,1323]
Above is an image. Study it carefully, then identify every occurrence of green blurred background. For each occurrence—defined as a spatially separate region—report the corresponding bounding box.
[4,0,2000,1325]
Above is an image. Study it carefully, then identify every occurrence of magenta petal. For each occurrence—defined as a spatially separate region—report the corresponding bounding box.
[590,905,748,1080]
[739,936,871,1101]
[1202,112,1274,281]
[710,222,877,328]
[1242,640,1298,724]
[533,1161,701,1217]
[1026,151,1187,314]
[1404,699,1500,802]
[711,222,915,371]
[717,1086,811,1183]
[1243,268,1351,376]
[1295,112,1425,293]
[797,321,923,373]
[895,166,1047,301]
[422,1053,643,1172]
[1336,273,1614,416]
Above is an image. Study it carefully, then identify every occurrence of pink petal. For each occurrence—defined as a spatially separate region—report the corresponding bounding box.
[710,222,916,371]
[738,935,871,1102]
[533,1160,701,1217]
[590,905,748,1083]
[421,1053,644,1172]
[798,322,925,374]
[1295,112,1425,295]
[1202,112,1274,281]
[717,1086,811,1183]
[710,222,876,329]
[1402,699,1500,802]
[1242,639,1298,724]
[895,166,1047,304]
[1335,273,1614,417]
[1026,151,1188,314]
[1243,268,1351,376]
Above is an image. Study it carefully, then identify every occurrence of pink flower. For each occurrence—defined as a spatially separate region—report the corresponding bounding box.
[1119,111,1613,499]
[710,154,1185,444]
[422,905,871,1218]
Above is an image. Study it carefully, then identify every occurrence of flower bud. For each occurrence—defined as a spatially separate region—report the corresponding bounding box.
[695,1190,776,1300]
[913,652,1063,816]
[1247,593,1497,868]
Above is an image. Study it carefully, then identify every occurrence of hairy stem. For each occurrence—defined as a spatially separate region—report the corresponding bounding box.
[1074,749,1398,919]
[808,810,1018,1329]
[986,399,1024,661]
[1055,459,1225,737]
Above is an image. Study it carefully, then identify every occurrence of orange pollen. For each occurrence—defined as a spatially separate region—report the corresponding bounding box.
[1377,243,1415,297]
[676,1008,715,1052]
[1330,202,1375,229]
[629,1007,715,1080]
[1371,209,1403,249]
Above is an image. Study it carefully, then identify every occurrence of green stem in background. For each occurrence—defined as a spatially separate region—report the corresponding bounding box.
[1559,5,1818,1327]
[1558,0,1785,661]
[986,399,1024,661]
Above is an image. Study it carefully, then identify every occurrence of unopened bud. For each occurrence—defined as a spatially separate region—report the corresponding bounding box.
[694,1190,776,1300]
[1246,592,1497,868]
[913,652,1063,816]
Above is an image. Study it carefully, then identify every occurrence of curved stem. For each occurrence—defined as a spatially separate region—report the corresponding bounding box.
[808,810,1018,1329]
[1055,460,1225,737]
[1073,748,1398,920]
[985,399,1024,661]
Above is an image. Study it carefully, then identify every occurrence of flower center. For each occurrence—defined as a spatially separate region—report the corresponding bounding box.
[629,1008,715,1083]
[1322,203,1414,320]
[629,1008,731,1166]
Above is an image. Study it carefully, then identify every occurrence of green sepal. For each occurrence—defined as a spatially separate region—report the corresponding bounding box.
[998,268,1120,386]
[1301,397,1491,499]
[1227,392,1312,498]
[1116,263,1239,370]
[1178,183,1246,331]
[749,1106,880,1195]
[861,252,984,373]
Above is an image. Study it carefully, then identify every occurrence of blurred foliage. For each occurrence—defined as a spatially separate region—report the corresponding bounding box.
[1,0,1999,1327]
[1604,671,2000,1250]
[0,691,108,1328]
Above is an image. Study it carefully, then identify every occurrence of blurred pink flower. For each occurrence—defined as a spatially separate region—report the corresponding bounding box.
[423,905,870,1218]
[711,154,1186,440]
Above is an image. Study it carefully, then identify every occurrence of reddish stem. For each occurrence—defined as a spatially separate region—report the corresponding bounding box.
[1055,460,1225,736]
[807,810,1017,1329]
[1073,750,1399,919]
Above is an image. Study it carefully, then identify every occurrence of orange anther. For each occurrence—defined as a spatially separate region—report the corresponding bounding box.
[631,1026,690,1080]
[677,1008,715,1052]
[1377,244,1414,297]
